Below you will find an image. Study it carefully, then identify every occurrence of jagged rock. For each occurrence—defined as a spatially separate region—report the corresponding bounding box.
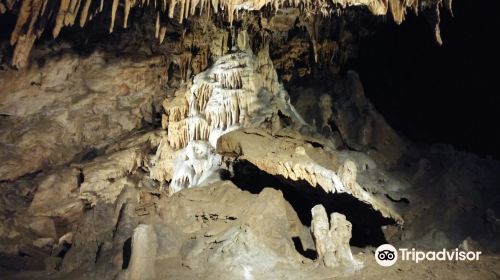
[0,51,165,181]
[32,237,54,249]
[331,71,407,166]
[77,147,147,204]
[156,181,315,279]
[61,203,116,273]
[28,217,57,239]
[311,205,362,269]
[28,168,83,222]
[217,128,403,223]
[149,137,179,184]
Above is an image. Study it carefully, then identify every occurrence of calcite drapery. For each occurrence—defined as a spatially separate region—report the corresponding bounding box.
[152,41,304,194]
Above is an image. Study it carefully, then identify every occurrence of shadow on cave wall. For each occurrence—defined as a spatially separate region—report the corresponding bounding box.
[230,159,396,248]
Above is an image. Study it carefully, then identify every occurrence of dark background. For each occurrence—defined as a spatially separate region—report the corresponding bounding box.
[350,1,500,158]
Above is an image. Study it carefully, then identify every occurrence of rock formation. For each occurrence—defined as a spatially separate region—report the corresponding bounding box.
[152,44,305,194]
[118,224,158,280]
[3,0,449,68]
[1,1,500,279]
[311,204,362,268]
[217,128,403,222]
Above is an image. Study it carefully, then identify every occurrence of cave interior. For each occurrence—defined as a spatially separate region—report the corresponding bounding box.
[0,0,499,279]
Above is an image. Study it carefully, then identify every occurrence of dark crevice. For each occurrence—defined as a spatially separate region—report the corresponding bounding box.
[385,194,410,204]
[292,236,317,260]
[304,140,324,149]
[230,159,395,247]
[78,148,104,162]
[122,238,132,269]
[277,110,292,127]
[57,242,72,259]
[77,169,85,188]
[94,242,103,264]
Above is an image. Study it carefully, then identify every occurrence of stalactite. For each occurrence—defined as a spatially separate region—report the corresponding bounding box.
[63,0,81,27]
[52,0,70,38]
[192,83,213,111]
[205,90,241,130]
[159,26,167,43]
[4,0,445,68]
[191,49,209,75]
[79,0,92,27]
[10,0,43,68]
[186,115,210,141]
[124,0,132,28]
[5,0,16,10]
[163,95,189,125]
[389,0,405,24]
[179,52,193,82]
[10,0,35,46]
[110,0,119,33]
[155,12,160,38]
[167,120,189,149]
[11,33,36,68]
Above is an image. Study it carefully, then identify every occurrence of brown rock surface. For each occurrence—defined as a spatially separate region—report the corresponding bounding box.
[0,50,165,181]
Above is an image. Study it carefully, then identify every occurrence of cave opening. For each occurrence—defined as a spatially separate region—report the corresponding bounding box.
[230,160,395,248]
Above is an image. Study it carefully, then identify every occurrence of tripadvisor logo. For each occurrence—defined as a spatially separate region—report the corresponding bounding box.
[375,244,398,266]
[375,244,482,267]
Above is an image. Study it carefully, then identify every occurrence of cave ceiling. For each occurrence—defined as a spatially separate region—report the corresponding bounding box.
[2,0,450,68]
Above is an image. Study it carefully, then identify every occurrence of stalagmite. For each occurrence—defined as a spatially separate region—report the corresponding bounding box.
[311,205,362,268]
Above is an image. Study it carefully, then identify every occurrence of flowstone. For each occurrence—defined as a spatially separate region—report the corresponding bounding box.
[152,44,304,194]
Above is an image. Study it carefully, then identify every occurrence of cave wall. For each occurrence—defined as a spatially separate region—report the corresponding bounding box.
[0,49,165,180]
